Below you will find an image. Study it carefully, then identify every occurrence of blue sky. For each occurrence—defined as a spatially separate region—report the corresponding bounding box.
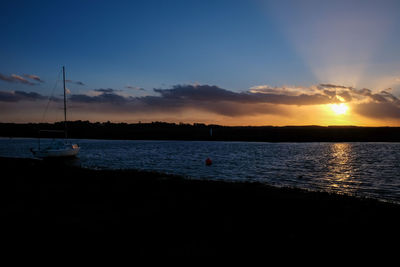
[0,0,312,92]
[1,0,400,125]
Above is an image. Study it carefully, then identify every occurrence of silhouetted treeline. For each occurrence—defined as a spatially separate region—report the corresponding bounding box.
[1,121,400,142]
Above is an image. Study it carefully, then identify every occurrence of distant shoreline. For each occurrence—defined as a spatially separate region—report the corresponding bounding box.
[2,121,400,142]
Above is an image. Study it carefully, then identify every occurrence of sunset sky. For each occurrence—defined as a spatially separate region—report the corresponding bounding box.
[1,0,400,126]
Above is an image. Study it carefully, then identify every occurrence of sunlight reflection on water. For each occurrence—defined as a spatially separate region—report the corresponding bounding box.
[323,143,359,195]
[1,138,400,203]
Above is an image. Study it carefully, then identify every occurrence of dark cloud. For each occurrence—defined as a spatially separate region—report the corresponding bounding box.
[67,85,273,116]
[153,85,334,105]
[0,91,18,102]
[352,88,372,96]
[0,73,16,83]
[66,79,85,86]
[12,74,35,85]
[153,85,239,102]
[66,84,400,119]
[338,91,352,102]
[362,90,400,104]
[317,84,400,107]
[347,88,400,119]
[370,93,388,103]
[319,83,353,89]
[353,102,400,119]
[0,90,47,102]
[323,90,336,98]
[380,91,399,102]
[94,88,118,93]
[70,93,127,104]
[0,73,36,85]
[125,85,145,91]
[3,83,400,120]
[67,84,333,116]
[23,74,44,83]
[67,94,94,103]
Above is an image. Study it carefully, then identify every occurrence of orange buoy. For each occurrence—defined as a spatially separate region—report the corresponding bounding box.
[205,157,212,166]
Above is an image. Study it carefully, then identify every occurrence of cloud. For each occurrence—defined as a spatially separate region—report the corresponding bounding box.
[70,92,127,104]
[67,84,336,116]
[67,83,400,119]
[11,74,35,85]
[0,90,47,102]
[152,84,336,105]
[0,73,36,85]
[3,83,400,121]
[94,88,119,93]
[125,85,145,91]
[23,74,44,83]
[66,79,85,86]
[353,102,400,119]
[348,88,400,119]
[318,83,353,90]
[338,91,352,102]
[352,88,400,104]
[0,73,15,83]
[153,85,239,102]
[249,85,309,96]
[315,83,400,106]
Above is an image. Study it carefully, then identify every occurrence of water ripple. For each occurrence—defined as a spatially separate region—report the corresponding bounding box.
[1,138,399,203]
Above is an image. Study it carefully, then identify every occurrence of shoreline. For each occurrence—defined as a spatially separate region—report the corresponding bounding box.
[3,135,400,143]
[1,156,399,254]
[2,122,400,142]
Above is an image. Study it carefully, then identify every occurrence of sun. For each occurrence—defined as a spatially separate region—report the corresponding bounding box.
[330,103,349,115]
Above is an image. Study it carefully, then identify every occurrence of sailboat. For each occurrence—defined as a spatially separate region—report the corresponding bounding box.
[31,66,80,158]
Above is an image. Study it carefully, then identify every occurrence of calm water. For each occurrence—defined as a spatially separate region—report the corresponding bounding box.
[1,138,400,203]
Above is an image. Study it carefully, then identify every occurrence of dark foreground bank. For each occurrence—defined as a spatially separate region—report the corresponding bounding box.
[2,121,400,142]
[1,157,399,257]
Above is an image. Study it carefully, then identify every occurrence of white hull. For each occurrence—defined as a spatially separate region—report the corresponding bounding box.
[32,146,80,159]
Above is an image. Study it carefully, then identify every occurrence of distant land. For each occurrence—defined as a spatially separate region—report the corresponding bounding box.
[1,121,400,142]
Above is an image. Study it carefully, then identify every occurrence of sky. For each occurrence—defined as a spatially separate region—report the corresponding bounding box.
[1,0,400,126]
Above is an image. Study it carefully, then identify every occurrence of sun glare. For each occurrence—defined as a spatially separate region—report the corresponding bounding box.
[330,103,349,115]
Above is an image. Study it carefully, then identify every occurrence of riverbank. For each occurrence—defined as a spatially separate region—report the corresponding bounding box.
[1,156,399,256]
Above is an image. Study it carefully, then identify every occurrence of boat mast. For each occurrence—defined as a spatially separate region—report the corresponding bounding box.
[63,66,68,139]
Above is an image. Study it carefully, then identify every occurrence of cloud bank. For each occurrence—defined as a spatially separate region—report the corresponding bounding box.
[0,73,44,85]
[1,83,400,122]
[125,85,145,91]
[66,79,85,86]
[0,90,47,102]
[23,74,44,83]
[66,84,338,116]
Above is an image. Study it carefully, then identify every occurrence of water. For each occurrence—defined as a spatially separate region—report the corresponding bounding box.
[1,138,400,203]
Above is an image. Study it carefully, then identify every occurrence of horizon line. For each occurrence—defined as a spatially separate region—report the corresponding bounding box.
[1,120,399,128]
